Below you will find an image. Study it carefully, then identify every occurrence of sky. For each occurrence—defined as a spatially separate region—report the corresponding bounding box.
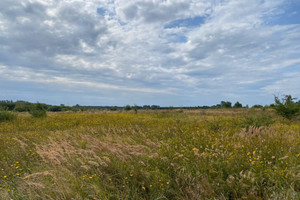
[0,0,300,106]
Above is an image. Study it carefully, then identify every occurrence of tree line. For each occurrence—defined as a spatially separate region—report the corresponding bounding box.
[0,101,75,112]
[1,95,299,115]
[0,95,300,120]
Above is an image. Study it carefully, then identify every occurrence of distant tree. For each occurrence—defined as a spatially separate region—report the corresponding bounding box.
[124,105,131,111]
[80,106,87,111]
[73,104,87,111]
[151,105,160,109]
[61,106,75,112]
[269,104,275,108]
[221,101,232,108]
[233,101,243,108]
[14,101,31,112]
[143,105,151,109]
[48,105,62,112]
[110,106,118,111]
[273,95,299,119]
[0,101,15,111]
[252,104,263,108]
[210,104,221,109]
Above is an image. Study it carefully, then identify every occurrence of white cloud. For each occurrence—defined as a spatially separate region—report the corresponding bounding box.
[262,72,300,95]
[0,65,171,94]
[0,0,299,105]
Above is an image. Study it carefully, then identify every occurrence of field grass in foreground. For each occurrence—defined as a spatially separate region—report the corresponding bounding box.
[0,109,299,199]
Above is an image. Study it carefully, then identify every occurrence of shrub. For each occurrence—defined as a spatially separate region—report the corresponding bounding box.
[124,105,131,111]
[14,101,31,112]
[47,106,62,112]
[0,111,17,122]
[30,110,47,118]
[110,106,118,111]
[274,95,299,119]
[29,103,47,118]
[0,100,15,111]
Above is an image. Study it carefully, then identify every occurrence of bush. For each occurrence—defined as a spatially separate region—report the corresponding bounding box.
[47,106,62,112]
[0,100,15,111]
[274,95,299,119]
[14,101,32,112]
[0,111,17,122]
[29,103,47,118]
[29,110,47,118]
[124,105,131,111]
[110,106,118,111]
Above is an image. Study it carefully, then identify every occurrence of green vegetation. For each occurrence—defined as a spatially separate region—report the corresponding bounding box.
[252,104,263,108]
[274,95,300,120]
[221,101,232,108]
[0,100,75,113]
[124,105,132,111]
[233,101,243,108]
[0,109,299,199]
[29,103,47,118]
[0,111,17,123]
[133,104,138,114]
[242,111,274,129]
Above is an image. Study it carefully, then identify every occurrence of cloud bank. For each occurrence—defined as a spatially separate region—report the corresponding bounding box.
[0,0,299,106]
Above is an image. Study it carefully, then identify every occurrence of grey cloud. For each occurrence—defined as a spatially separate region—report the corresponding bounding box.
[122,4,138,20]
[0,0,108,71]
[139,1,190,23]
[117,0,190,24]
[0,0,300,106]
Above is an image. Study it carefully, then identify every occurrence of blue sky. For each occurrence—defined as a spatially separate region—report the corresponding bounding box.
[0,0,300,106]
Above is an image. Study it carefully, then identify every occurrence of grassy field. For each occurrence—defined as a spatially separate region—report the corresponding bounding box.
[0,109,299,199]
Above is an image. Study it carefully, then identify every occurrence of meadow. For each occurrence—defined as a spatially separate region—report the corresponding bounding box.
[0,109,299,199]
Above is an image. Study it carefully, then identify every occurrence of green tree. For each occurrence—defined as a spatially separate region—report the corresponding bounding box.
[252,104,263,108]
[274,95,299,119]
[233,101,243,108]
[221,101,232,108]
[124,105,131,111]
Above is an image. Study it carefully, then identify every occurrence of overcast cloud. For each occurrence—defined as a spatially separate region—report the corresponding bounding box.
[0,0,300,106]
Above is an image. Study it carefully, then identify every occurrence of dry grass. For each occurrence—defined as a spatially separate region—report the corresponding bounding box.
[0,110,299,199]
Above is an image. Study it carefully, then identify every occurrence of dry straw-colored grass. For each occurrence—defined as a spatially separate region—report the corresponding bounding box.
[0,110,299,199]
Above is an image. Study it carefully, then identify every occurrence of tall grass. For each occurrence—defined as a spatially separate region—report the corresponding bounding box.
[0,110,299,199]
